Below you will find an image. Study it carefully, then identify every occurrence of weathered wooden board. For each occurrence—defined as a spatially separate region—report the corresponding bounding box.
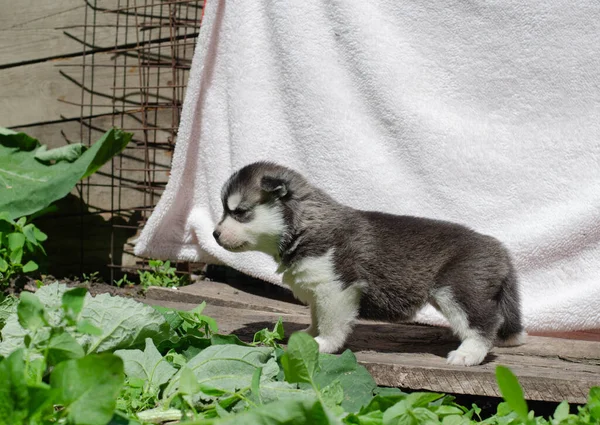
[0,0,201,67]
[1,46,193,127]
[144,282,600,403]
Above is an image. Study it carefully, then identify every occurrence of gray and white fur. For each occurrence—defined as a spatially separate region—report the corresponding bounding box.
[213,161,525,366]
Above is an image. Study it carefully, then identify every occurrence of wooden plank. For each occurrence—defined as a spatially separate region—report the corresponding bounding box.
[0,0,201,67]
[1,46,192,127]
[141,297,600,403]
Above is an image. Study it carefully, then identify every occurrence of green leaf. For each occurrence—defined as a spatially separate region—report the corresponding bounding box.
[77,292,171,353]
[33,226,47,242]
[50,353,125,425]
[179,366,202,395]
[21,260,38,273]
[495,366,528,420]
[0,128,39,151]
[7,232,25,251]
[46,331,85,366]
[199,397,340,425]
[0,349,29,425]
[76,320,103,336]
[322,379,344,408]
[0,128,132,219]
[0,257,8,272]
[17,292,47,331]
[165,345,278,403]
[62,287,88,320]
[253,318,285,347]
[114,338,176,391]
[314,351,377,413]
[251,366,263,404]
[280,332,319,384]
[9,246,22,265]
[211,333,251,346]
[434,406,465,417]
[25,357,46,385]
[405,392,445,408]
[0,283,170,357]
[553,401,570,422]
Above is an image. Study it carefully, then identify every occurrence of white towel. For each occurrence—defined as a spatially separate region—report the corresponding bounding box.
[134,0,600,332]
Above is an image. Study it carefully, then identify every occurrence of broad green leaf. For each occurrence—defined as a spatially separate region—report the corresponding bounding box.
[179,366,202,395]
[46,332,85,366]
[62,287,88,320]
[0,283,170,357]
[0,349,29,425]
[196,397,341,425]
[21,261,38,273]
[114,338,176,391]
[50,353,125,425]
[495,366,528,420]
[77,292,171,353]
[165,345,278,403]
[280,332,319,385]
[322,379,344,408]
[27,383,55,421]
[17,292,47,331]
[0,128,132,219]
[315,351,377,413]
[76,320,103,336]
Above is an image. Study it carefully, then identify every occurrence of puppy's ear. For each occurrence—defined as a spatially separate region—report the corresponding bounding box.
[260,176,288,198]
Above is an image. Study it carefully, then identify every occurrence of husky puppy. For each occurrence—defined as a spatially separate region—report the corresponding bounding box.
[213,161,525,366]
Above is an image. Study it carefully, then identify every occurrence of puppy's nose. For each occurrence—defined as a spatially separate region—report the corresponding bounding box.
[212,230,221,241]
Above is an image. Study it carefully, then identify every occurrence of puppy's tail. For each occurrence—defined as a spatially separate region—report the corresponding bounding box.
[496,263,526,346]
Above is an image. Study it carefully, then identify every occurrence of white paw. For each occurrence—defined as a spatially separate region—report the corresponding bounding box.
[314,336,341,354]
[302,325,318,337]
[446,348,487,366]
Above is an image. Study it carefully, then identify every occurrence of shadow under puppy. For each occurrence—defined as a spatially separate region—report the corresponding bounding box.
[213,161,525,366]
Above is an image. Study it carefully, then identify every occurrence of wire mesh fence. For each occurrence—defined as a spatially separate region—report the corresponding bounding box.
[56,0,204,281]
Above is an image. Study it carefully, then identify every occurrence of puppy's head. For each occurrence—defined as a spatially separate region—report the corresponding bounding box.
[213,162,296,254]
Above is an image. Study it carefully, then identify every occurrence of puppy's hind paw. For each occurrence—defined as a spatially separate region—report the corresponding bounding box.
[447,348,487,367]
[314,336,341,354]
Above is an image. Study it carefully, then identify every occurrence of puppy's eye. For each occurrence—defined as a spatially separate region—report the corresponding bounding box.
[232,208,250,219]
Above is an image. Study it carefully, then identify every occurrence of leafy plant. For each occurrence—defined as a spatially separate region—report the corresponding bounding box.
[0,283,599,425]
[0,127,133,220]
[0,213,47,285]
[138,259,188,290]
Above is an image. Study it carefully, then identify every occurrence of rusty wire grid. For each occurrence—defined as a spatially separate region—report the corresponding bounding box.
[55,0,204,281]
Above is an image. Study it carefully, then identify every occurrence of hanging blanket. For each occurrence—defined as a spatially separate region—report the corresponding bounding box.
[134,0,600,332]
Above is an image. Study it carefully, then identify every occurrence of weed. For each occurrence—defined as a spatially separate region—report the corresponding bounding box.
[138,259,188,290]
[0,213,47,286]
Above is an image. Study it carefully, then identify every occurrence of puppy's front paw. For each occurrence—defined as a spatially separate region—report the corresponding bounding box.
[302,325,318,337]
[446,348,487,366]
[314,336,341,354]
